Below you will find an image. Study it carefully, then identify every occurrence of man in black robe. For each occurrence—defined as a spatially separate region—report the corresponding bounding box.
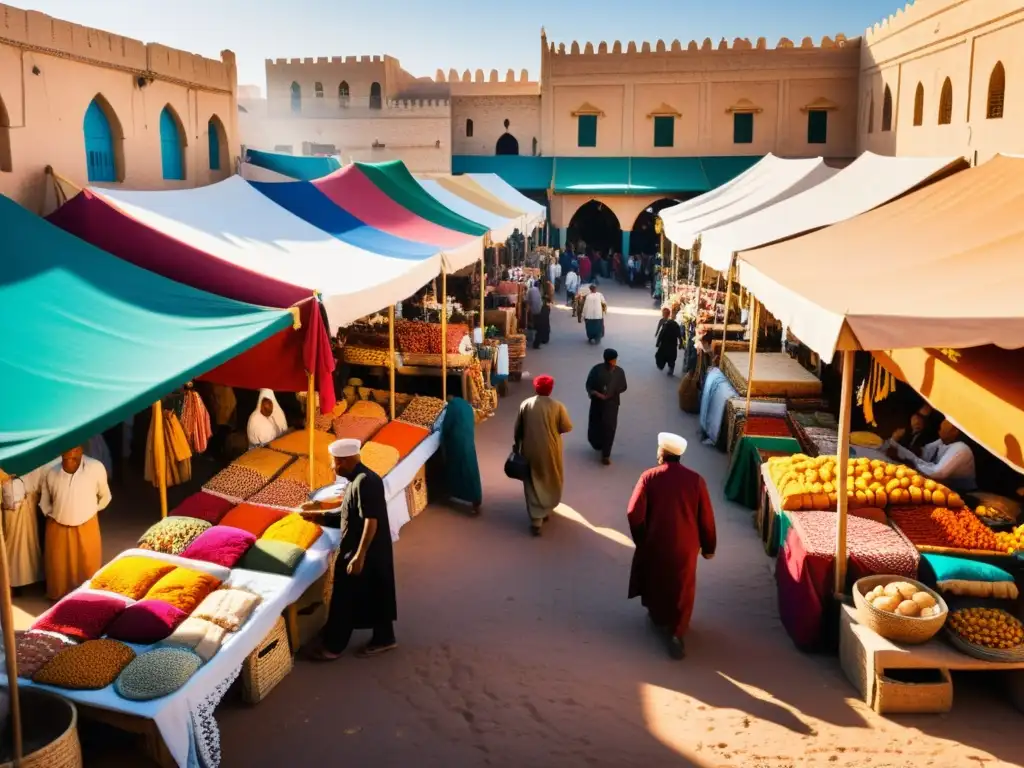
[301,438,397,660]
[586,348,628,466]
[655,307,682,376]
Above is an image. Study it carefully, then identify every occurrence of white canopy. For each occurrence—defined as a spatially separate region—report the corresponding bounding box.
[660,155,837,253]
[91,176,444,332]
[699,152,967,272]
[416,178,519,242]
[464,173,546,232]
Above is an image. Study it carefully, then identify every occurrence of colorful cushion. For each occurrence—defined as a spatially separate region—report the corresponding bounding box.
[169,492,235,525]
[237,540,305,576]
[359,442,401,477]
[144,568,221,613]
[104,600,188,644]
[218,504,288,537]
[32,591,130,641]
[11,631,76,678]
[191,587,262,632]
[920,553,1015,583]
[33,638,136,689]
[202,464,268,501]
[137,516,212,556]
[269,428,336,458]
[89,556,177,600]
[348,400,388,421]
[332,414,387,443]
[371,420,430,458]
[261,514,322,550]
[231,447,295,478]
[247,478,314,510]
[181,525,257,567]
[115,647,203,701]
[161,618,227,662]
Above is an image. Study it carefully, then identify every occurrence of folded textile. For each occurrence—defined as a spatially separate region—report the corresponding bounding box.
[161,617,228,662]
[169,492,234,525]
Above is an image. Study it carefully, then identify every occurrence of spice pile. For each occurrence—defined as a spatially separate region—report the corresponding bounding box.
[948,607,1024,650]
[890,506,1003,552]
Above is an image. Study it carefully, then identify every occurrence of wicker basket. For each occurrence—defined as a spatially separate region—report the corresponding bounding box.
[287,549,339,650]
[405,466,428,517]
[241,617,294,704]
[852,575,948,645]
[0,688,82,768]
[944,628,1024,662]
[872,668,953,714]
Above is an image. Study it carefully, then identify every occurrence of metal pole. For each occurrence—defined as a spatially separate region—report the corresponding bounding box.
[745,296,759,418]
[441,269,448,401]
[153,401,168,519]
[834,349,856,595]
[388,305,397,420]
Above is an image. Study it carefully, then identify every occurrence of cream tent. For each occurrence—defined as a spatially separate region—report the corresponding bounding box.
[462,173,546,232]
[417,178,520,242]
[698,153,968,273]
[659,155,836,249]
[737,154,1024,360]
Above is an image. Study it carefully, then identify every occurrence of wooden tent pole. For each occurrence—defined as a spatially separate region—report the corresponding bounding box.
[0,514,24,765]
[153,401,168,519]
[745,297,759,418]
[480,254,486,337]
[834,349,855,595]
[720,256,735,359]
[441,269,448,401]
[306,369,315,489]
[388,305,397,420]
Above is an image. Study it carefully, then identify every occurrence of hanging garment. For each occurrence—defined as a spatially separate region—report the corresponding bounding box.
[180,389,213,454]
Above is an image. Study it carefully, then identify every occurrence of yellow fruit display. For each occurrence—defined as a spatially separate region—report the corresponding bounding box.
[994,523,1024,554]
[947,607,1024,650]
[767,455,962,512]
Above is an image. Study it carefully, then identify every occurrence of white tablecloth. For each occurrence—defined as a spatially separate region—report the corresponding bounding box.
[4,529,341,768]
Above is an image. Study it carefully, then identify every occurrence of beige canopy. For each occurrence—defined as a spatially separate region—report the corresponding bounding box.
[737,154,1024,358]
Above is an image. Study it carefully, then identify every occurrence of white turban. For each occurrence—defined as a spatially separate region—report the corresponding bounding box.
[658,432,687,457]
[328,438,361,458]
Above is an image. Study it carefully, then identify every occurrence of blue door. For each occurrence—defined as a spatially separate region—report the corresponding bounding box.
[160,107,184,180]
[83,99,116,182]
[208,118,221,171]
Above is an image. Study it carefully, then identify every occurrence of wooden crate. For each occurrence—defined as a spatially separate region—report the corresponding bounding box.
[405,466,428,517]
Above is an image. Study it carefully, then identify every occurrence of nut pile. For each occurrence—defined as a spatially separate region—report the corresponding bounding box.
[891,506,1003,552]
[342,346,393,367]
[396,321,468,354]
[202,465,268,501]
[247,478,312,510]
[398,396,446,430]
[948,607,1024,650]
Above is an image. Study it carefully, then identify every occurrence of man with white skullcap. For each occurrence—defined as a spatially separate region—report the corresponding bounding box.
[626,432,716,659]
[300,438,397,660]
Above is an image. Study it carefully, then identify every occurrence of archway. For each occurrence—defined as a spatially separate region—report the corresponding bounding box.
[0,93,10,172]
[630,198,678,256]
[567,199,620,256]
[496,132,519,155]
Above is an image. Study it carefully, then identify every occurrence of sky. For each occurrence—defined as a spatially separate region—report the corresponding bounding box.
[23,0,903,90]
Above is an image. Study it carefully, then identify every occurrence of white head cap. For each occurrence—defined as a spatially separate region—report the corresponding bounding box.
[658,432,687,457]
[328,438,361,458]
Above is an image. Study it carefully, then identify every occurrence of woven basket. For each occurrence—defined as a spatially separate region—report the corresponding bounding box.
[944,628,1024,662]
[241,617,294,704]
[852,575,948,645]
[405,466,428,517]
[400,353,474,368]
[872,668,953,714]
[288,549,339,649]
[0,688,82,768]
[342,346,393,368]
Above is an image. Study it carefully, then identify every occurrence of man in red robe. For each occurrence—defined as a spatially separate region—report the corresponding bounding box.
[626,432,716,659]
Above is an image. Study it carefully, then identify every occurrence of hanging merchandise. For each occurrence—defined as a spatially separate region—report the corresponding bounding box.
[857,357,898,427]
[146,410,193,488]
[180,388,213,454]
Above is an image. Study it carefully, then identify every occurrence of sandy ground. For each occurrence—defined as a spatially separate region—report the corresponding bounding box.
[15,281,1024,767]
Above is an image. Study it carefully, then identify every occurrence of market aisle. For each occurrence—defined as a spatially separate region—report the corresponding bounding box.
[217,281,1022,768]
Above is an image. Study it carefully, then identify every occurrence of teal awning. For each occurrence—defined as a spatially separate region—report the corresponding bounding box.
[451,156,554,190]
[245,148,341,181]
[632,158,709,194]
[701,155,763,189]
[0,195,295,474]
[553,157,719,195]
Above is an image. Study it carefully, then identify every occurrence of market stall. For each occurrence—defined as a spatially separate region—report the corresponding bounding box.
[457,172,546,233]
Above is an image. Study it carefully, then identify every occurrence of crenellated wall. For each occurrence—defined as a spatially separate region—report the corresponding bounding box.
[0,2,237,210]
[857,0,1024,162]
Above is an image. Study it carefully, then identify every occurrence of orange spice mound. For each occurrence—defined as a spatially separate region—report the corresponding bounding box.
[929,507,1002,552]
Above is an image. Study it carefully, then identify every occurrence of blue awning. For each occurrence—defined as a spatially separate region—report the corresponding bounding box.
[451,156,554,190]
[245,148,341,181]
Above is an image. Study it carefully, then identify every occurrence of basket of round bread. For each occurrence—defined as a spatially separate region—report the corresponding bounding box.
[853,575,948,644]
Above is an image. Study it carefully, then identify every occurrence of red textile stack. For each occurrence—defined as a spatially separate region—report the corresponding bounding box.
[742,415,793,439]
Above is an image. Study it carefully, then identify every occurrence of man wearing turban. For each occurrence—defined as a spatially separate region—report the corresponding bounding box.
[513,375,572,536]
[627,433,716,659]
[585,349,628,465]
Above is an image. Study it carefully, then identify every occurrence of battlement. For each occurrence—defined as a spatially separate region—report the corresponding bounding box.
[863,0,958,43]
[386,98,450,109]
[266,54,394,68]
[0,2,233,91]
[543,33,857,57]
[432,68,533,84]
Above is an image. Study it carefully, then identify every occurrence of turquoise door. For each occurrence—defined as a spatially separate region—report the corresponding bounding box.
[208,118,221,171]
[160,107,184,180]
[83,99,116,182]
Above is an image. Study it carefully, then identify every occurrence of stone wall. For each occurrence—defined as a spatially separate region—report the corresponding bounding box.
[451,95,541,156]
[0,2,236,210]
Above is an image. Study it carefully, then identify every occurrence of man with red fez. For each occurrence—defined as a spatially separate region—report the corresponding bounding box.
[514,375,572,536]
[626,432,717,659]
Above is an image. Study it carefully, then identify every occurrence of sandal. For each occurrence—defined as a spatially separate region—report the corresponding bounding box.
[357,642,397,658]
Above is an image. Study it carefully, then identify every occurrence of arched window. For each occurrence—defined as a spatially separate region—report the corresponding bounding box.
[881,85,893,131]
[208,115,226,172]
[466,118,474,137]
[83,96,120,182]
[290,82,301,114]
[160,105,185,181]
[532,137,538,156]
[0,93,11,173]
[338,81,349,106]
[867,91,875,133]
[496,132,519,155]
[369,82,382,110]
[987,62,1005,119]
[938,77,953,125]
[913,83,924,126]
[314,82,324,98]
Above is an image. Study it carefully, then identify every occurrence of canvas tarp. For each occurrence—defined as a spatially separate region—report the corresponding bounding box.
[47,176,443,332]
[698,153,968,272]
[463,173,546,231]
[417,178,520,242]
[738,155,1024,359]
[0,194,294,475]
[433,176,524,219]
[245,149,342,181]
[661,156,836,251]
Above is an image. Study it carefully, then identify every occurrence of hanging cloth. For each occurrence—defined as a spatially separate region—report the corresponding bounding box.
[857,356,897,427]
[145,411,193,488]
[180,389,213,454]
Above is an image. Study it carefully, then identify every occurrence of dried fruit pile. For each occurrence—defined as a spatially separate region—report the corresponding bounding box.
[948,607,1024,650]
[994,523,1024,553]
[396,321,468,354]
[398,396,446,430]
[890,506,1003,552]
[202,465,267,502]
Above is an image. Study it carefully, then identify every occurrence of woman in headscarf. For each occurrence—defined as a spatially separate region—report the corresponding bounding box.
[247,389,289,447]
[440,398,482,514]
[532,297,552,349]
[514,375,573,536]
[586,348,628,465]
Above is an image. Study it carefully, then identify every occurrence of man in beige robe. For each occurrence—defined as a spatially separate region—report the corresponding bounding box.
[1,463,49,590]
[514,375,572,536]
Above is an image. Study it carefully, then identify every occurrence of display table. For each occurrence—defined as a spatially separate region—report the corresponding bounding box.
[725,435,801,508]
[722,350,822,399]
[839,605,1024,714]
